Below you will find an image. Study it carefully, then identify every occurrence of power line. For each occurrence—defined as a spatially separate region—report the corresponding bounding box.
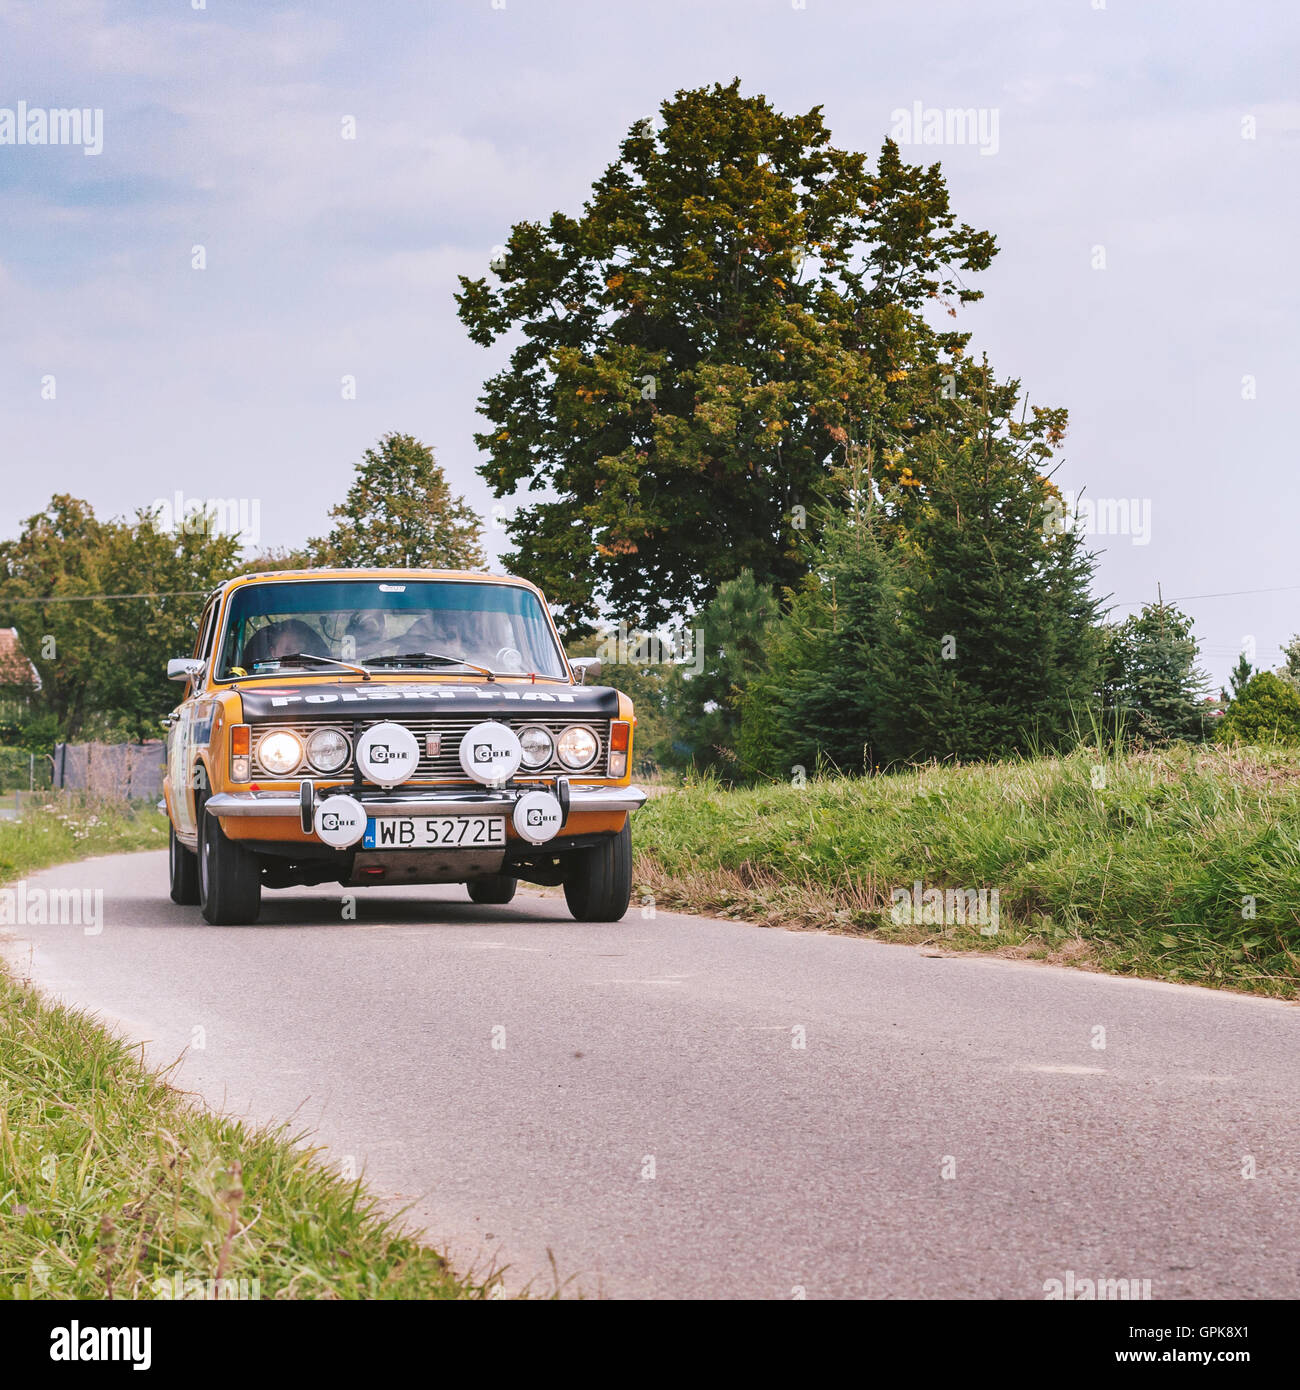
[2,591,209,604]
[1106,583,1300,608]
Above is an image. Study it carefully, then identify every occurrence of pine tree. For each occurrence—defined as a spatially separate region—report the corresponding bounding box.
[735,387,1101,772]
[308,433,485,571]
[1228,651,1254,700]
[666,569,779,774]
[1103,600,1209,743]
[739,460,902,777]
[879,397,1102,762]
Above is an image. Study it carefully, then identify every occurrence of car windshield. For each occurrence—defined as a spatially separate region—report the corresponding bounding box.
[215,579,567,680]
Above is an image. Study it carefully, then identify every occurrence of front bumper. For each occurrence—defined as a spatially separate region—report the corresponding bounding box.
[205,783,649,819]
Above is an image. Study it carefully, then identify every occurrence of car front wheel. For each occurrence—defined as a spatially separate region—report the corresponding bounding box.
[198,796,262,925]
[562,822,633,922]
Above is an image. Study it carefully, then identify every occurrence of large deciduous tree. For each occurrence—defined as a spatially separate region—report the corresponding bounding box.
[456,80,998,632]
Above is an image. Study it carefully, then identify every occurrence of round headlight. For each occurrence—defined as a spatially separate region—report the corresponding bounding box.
[556,725,599,770]
[305,727,350,774]
[258,730,303,775]
[518,725,554,768]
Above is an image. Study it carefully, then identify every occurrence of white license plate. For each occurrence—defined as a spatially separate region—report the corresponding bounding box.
[363,815,506,850]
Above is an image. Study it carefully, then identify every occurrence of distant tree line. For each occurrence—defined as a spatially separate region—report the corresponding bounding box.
[0,434,483,745]
[612,578,1300,780]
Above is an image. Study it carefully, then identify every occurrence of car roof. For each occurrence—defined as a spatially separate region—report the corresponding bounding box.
[211,569,544,601]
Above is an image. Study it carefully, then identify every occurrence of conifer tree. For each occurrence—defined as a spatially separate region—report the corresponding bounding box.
[308,433,485,572]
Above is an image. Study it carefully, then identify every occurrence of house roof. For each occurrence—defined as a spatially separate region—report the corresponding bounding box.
[0,628,42,691]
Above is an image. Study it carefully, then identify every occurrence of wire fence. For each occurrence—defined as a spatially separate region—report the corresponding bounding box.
[50,742,166,801]
[0,747,53,794]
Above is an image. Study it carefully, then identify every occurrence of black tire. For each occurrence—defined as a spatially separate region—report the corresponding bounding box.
[468,874,518,905]
[169,821,200,905]
[198,795,262,925]
[563,822,632,922]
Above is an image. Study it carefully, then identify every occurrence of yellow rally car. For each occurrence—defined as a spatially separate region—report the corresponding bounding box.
[162,569,646,925]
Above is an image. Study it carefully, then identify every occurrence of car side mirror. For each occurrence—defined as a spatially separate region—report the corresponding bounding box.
[168,657,206,683]
[570,657,602,685]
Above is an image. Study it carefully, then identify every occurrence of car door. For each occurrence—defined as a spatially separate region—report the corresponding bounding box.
[168,596,219,842]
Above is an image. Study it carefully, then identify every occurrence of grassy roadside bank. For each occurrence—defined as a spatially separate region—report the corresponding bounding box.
[0,795,167,882]
[0,796,491,1300]
[634,745,1300,999]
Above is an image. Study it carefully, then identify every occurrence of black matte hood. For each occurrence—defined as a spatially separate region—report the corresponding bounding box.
[236,679,621,723]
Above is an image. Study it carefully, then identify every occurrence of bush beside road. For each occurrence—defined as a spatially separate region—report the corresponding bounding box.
[635,745,1300,1000]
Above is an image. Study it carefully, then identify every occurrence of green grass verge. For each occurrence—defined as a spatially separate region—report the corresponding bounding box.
[635,744,1300,998]
[0,794,167,880]
[0,795,493,1300]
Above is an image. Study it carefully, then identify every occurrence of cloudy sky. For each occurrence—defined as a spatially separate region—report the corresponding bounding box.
[2,0,1296,685]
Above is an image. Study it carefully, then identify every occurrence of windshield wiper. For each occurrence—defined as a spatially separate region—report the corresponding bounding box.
[365,651,497,681]
[253,652,371,680]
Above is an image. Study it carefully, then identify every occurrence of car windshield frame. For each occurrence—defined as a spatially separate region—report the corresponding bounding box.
[211,578,570,683]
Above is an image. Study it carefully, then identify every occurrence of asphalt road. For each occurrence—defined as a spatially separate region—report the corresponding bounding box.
[5,849,1300,1300]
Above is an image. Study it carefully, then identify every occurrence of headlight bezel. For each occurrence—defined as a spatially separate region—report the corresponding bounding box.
[257,729,305,776]
[517,724,556,769]
[305,726,351,775]
[556,723,600,771]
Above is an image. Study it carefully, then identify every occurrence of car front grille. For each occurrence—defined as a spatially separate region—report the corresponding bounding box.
[252,716,609,781]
